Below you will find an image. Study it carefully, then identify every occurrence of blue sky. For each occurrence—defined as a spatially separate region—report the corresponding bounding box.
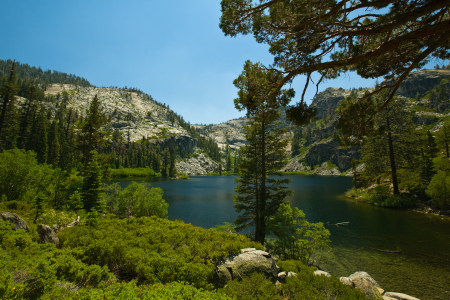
[0,1,446,124]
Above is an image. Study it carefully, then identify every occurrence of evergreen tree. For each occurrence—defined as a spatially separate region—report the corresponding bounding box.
[427,130,437,158]
[436,123,450,158]
[0,61,17,146]
[169,146,177,178]
[77,95,108,173]
[47,120,60,168]
[28,107,48,164]
[162,147,170,177]
[81,150,104,212]
[232,61,294,244]
[1,99,20,150]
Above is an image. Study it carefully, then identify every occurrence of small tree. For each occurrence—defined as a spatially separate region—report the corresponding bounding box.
[81,150,105,212]
[266,203,330,264]
[117,181,168,218]
[426,171,450,210]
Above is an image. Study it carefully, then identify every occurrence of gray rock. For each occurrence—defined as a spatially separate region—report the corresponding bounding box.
[214,249,278,287]
[0,212,30,232]
[314,270,331,277]
[37,224,59,246]
[383,292,421,300]
[241,248,256,253]
[340,276,353,286]
[348,271,382,299]
[287,271,297,277]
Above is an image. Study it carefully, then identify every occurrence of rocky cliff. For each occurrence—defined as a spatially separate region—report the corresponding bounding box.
[36,66,450,175]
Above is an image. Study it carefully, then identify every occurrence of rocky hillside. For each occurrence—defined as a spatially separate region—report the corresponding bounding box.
[16,66,449,176]
[194,67,450,176]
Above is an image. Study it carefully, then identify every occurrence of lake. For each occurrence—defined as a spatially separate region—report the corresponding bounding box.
[111,175,450,300]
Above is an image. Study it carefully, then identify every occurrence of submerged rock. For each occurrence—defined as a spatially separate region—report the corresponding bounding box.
[348,271,383,299]
[0,212,30,232]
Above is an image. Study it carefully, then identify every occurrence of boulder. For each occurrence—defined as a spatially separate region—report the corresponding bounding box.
[348,271,383,299]
[314,270,331,278]
[214,249,277,287]
[0,212,30,232]
[383,292,421,300]
[37,224,59,246]
[340,276,353,286]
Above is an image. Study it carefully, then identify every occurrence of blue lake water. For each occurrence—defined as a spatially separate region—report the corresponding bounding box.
[111,175,450,300]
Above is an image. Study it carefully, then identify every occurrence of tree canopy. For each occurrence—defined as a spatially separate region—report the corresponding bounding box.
[220,0,450,126]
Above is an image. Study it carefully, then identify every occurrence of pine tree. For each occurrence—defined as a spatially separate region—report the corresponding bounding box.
[47,120,60,168]
[436,123,450,157]
[162,147,170,177]
[1,99,20,150]
[81,150,104,212]
[169,145,177,177]
[232,61,294,244]
[0,61,17,146]
[234,110,292,244]
[77,95,107,173]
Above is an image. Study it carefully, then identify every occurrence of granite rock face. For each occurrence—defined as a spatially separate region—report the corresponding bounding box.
[176,153,219,175]
[0,212,30,232]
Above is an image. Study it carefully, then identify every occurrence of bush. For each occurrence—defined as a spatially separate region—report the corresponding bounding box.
[278,260,368,300]
[117,182,168,218]
[58,217,262,288]
[266,203,330,264]
[426,170,450,209]
[0,149,54,202]
[221,272,279,300]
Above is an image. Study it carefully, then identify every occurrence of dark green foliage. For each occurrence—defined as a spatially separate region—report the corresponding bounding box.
[47,120,60,168]
[67,190,83,212]
[220,272,279,300]
[0,148,54,202]
[77,95,108,172]
[81,150,105,212]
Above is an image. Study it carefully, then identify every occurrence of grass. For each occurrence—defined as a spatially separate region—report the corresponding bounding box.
[110,167,161,178]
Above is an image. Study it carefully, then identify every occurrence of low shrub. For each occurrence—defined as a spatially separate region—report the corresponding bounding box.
[220,272,279,300]
[278,260,368,300]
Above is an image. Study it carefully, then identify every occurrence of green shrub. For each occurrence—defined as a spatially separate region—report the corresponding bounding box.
[426,170,450,209]
[221,272,279,300]
[266,203,330,264]
[58,217,262,288]
[278,260,368,300]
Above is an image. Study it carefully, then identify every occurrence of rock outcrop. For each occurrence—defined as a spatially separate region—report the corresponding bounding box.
[37,224,59,246]
[0,212,30,232]
[395,69,450,98]
[176,153,219,175]
[214,248,278,288]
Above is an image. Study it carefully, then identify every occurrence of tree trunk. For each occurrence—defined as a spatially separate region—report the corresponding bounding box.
[386,118,399,195]
[258,120,266,244]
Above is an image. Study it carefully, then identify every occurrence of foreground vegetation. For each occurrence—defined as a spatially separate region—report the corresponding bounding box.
[0,148,368,299]
[1,209,368,299]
